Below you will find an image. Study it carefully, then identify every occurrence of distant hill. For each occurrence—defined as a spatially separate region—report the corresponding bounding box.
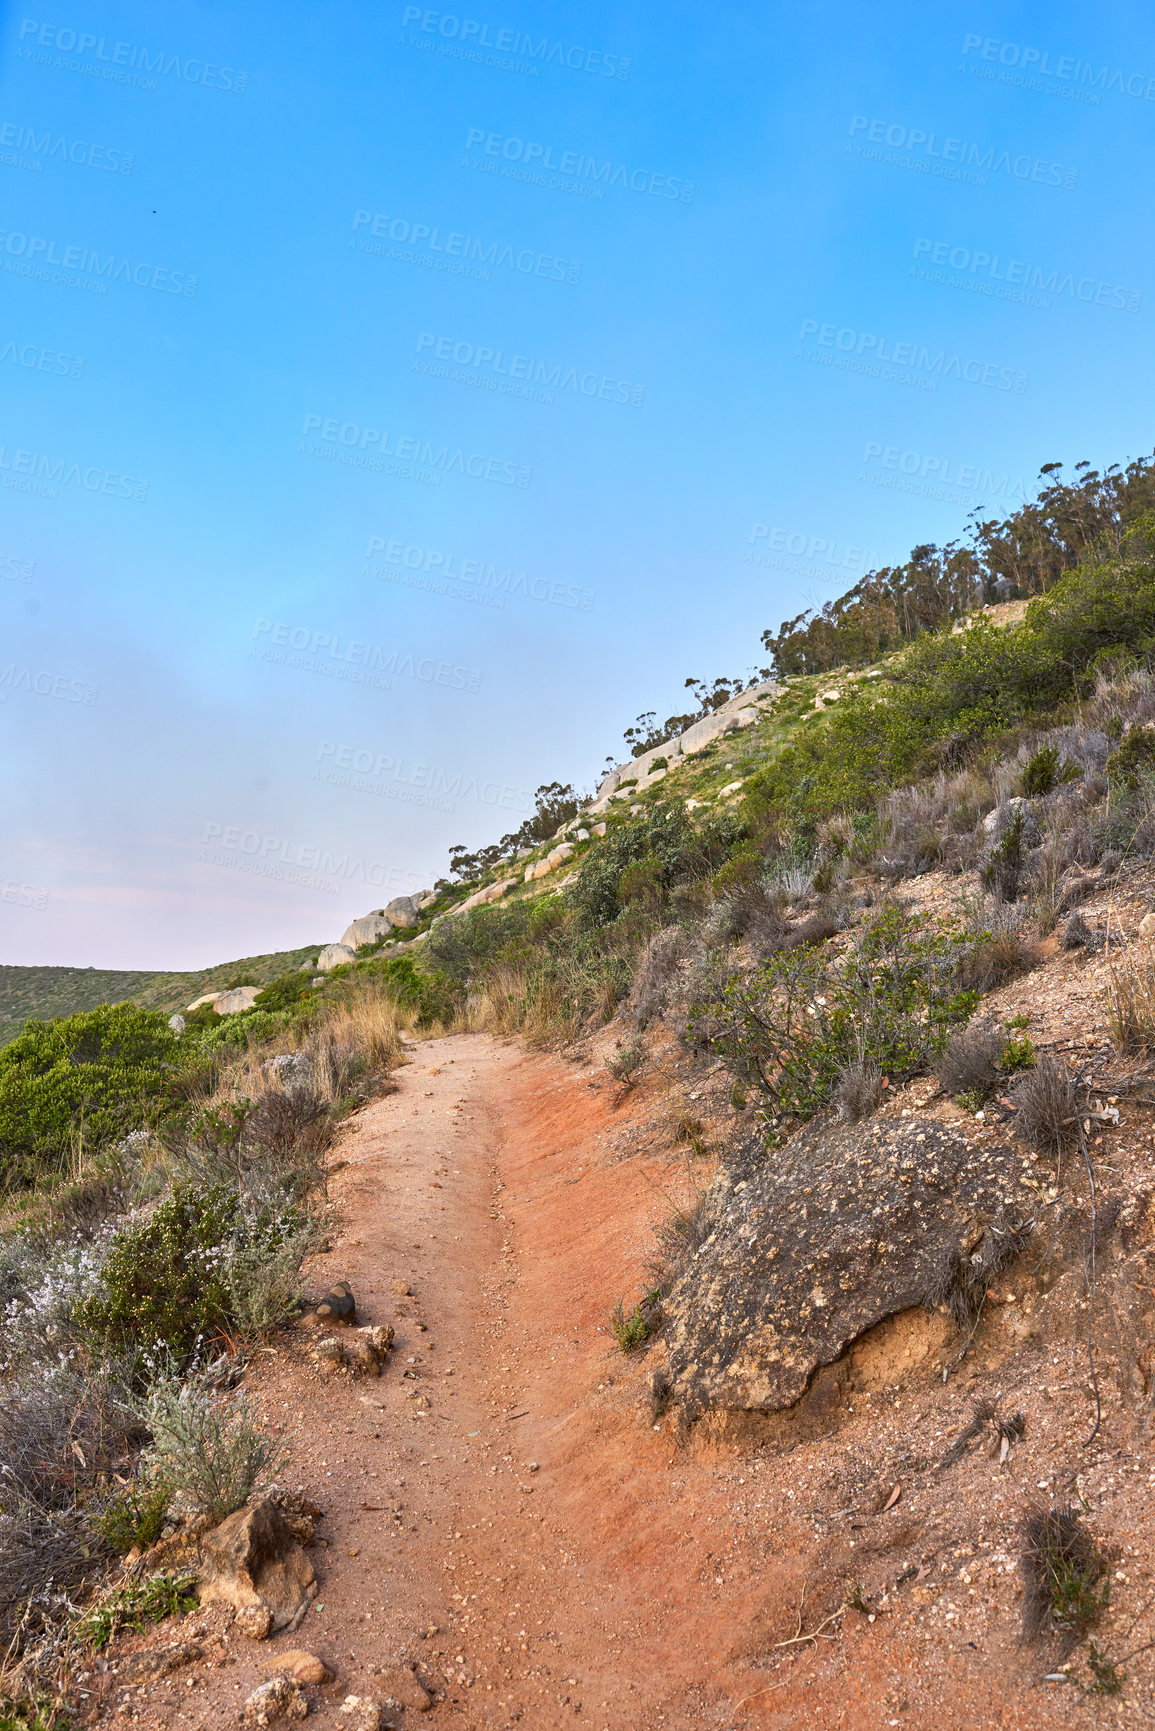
[0,945,322,1047]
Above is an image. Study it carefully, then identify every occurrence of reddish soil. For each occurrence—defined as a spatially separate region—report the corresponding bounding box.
[97,1026,1155,1730]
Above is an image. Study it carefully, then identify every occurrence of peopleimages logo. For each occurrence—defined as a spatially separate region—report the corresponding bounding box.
[746,526,876,575]
[198,823,416,898]
[315,742,532,815]
[961,33,1155,102]
[0,443,147,501]
[0,333,85,377]
[0,228,197,297]
[414,332,644,407]
[911,238,1141,313]
[15,19,248,92]
[0,662,98,705]
[365,535,595,611]
[464,128,695,201]
[400,7,630,78]
[859,441,1028,506]
[299,414,531,489]
[351,209,581,285]
[847,114,1078,189]
[797,319,1028,394]
[0,118,134,173]
[251,619,482,694]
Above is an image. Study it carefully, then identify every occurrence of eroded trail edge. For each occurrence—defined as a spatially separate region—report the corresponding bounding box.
[166,1033,1073,1731]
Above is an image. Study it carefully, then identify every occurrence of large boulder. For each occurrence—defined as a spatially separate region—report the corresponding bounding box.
[664,1116,1036,1429]
[197,1501,318,1635]
[453,878,516,915]
[340,913,393,949]
[316,943,356,972]
[213,986,261,1016]
[382,895,418,928]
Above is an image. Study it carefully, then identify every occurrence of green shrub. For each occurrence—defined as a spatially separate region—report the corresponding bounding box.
[91,1473,170,1555]
[692,907,978,1123]
[569,804,744,928]
[143,1373,287,1523]
[982,811,1029,902]
[76,1572,198,1651]
[0,1003,181,1187]
[1106,725,1155,787]
[610,1291,661,1352]
[1021,745,1080,797]
[77,1182,312,1363]
[254,971,316,1014]
[357,953,457,1025]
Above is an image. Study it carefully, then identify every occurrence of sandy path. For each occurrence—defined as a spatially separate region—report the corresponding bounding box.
[124,1032,1077,1731]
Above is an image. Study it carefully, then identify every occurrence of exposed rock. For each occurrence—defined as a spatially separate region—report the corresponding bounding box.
[379,1664,433,1710]
[259,1489,324,1548]
[197,1501,318,1635]
[383,895,418,928]
[592,821,607,836]
[664,1116,1035,1431]
[186,992,219,1012]
[261,1649,334,1686]
[116,1641,203,1681]
[236,1604,273,1639]
[1140,910,1155,938]
[309,1324,393,1379]
[308,1283,357,1325]
[168,1013,186,1034]
[340,1697,382,1730]
[390,1279,412,1295]
[213,985,262,1015]
[341,914,394,950]
[453,878,517,914]
[242,1677,308,1724]
[316,943,356,972]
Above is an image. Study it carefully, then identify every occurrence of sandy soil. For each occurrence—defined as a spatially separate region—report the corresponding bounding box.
[92,1026,1155,1730]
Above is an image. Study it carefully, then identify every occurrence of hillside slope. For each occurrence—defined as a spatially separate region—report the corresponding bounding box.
[0,945,321,1047]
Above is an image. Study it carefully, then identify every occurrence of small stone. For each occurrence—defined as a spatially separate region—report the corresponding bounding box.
[339,1696,383,1730]
[379,1664,432,1711]
[236,1604,274,1641]
[241,1676,308,1725]
[390,1280,411,1296]
[261,1649,334,1686]
[117,1642,203,1681]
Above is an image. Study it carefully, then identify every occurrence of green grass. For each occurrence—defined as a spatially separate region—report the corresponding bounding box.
[76,1573,199,1651]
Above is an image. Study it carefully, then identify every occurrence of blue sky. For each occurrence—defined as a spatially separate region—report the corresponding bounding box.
[1,0,1153,968]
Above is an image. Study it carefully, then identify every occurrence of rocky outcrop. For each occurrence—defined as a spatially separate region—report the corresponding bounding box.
[197,1501,317,1635]
[213,985,262,1015]
[524,841,574,882]
[664,1116,1036,1428]
[316,943,356,972]
[340,913,394,949]
[452,877,517,914]
[590,679,779,811]
[242,1678,308,1724]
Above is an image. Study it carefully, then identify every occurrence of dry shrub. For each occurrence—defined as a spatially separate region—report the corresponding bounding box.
[834,1060,883,1123]
[874,770,993,878]
[1021,1507,1107,1639]
[956,903,1039,993]
[1105,951,1155,1052]
[646,1187,712,1295]
[629,927,688,1028]
[932,1019,1004,1102]
[1011,1054,1079,1152]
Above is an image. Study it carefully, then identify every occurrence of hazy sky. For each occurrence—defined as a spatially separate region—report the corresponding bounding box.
[1,0,1153,968]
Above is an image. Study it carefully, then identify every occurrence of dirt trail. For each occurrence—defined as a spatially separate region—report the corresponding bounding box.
[135,1033,1078,1731]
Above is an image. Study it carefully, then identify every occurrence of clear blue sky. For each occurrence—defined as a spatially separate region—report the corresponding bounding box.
[1,0,1153,967]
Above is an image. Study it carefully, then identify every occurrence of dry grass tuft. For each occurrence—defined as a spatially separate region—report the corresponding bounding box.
[1104,951,1155,1052]
[1010,1054,1079,1152]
